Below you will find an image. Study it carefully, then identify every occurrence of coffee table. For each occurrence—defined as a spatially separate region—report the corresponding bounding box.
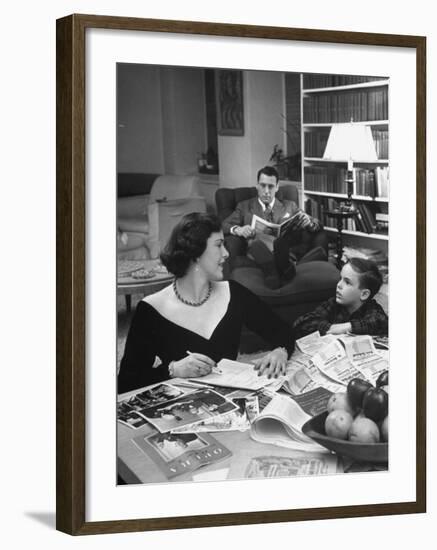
[117,259,174,312]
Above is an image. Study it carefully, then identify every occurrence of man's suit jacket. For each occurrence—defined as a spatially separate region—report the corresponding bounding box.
[222,197,300,235]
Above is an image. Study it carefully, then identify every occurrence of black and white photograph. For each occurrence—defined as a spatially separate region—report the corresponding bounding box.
[133,431,232,479]
[116,63,391,485]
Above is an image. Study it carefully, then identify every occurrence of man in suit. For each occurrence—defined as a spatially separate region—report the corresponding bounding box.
[222,166,328,287]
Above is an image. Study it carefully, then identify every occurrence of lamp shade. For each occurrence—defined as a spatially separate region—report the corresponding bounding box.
[323,122,378,162]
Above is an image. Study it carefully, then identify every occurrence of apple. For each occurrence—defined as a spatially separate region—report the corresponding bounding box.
[376,370,389,388]
[325,410,354,440]
[347,378,373,410]
[362,387,388,423]
[326,392,355,416]
[349,417,380,443]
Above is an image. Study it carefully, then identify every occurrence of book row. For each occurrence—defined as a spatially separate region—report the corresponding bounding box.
[371,129,389,159]
[304,166,389,198]
[305,197,389,235]
[304,128,389,160]
[303,74,387,90]
[303,88,388,123]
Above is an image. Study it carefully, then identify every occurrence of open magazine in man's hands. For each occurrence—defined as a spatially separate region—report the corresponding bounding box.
[251,211,304,238]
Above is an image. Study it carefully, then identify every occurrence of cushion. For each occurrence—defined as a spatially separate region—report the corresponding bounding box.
[118,195,149,219]
[118,218,149,234]
[117,173,160,197]
[149,175,201,203]
[231,260,340,306]
[117,232,148,252]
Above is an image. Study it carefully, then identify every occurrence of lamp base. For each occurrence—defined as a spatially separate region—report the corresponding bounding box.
[338,203,356,213]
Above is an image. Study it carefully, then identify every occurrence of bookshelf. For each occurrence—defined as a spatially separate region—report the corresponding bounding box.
[301,74,389,246]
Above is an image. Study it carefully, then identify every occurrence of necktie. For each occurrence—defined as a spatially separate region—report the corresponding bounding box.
[264,206,274,223]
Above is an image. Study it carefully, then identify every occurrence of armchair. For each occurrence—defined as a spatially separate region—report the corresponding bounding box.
[118,174,206,260]
[215,184,339,352]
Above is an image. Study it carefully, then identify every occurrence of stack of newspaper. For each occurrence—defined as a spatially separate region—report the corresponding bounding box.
[248,332,388,451]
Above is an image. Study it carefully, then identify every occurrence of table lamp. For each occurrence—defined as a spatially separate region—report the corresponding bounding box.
[323,120,378,210]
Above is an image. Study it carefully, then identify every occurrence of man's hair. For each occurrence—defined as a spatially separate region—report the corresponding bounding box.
[347,257,383,299]
[257,165,279,183]
[160,212,222,278]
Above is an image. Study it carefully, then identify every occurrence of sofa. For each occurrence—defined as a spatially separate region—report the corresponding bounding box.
[117,173,207,260]
[215,184,340,352]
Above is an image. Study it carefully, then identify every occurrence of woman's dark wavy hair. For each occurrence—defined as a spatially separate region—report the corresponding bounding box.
[160,212,222,278]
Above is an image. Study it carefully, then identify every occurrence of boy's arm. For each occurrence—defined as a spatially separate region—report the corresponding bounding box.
[293,298,336,338]
[349,301,388,336]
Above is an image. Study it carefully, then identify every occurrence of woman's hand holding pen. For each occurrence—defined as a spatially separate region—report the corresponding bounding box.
[170,351,216,378]
[253,347,288,379]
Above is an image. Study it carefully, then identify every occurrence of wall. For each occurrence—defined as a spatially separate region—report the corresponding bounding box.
[118,65,207,175]
[219,70,285,187]
[3,1,435,550]
[160,66,207,174]
[117,64,165,173]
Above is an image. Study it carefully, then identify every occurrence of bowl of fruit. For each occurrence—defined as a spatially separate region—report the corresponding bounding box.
[302,371,389,463]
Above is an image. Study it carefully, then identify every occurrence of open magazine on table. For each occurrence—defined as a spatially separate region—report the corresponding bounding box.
[189,358,281,391]
[250,392,327,452]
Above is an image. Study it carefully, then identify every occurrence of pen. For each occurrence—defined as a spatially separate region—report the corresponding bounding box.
[186,351,222,374]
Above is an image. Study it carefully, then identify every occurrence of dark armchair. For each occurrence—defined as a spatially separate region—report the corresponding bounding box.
[215,184,340,352]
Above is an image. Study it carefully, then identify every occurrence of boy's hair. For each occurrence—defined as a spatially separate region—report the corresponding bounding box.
[347,257,383,299]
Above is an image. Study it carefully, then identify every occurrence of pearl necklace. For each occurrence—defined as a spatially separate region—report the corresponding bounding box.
[173,280,212,307]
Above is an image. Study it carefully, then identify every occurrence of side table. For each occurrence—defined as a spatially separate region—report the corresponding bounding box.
[326,209,357,270]
[117,259,174,312]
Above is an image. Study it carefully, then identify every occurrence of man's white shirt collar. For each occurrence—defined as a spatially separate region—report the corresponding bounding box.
[258,197,276,210]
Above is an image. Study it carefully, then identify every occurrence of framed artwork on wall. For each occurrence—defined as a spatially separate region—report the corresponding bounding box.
[56,14,426,535]
[216,69,245,136]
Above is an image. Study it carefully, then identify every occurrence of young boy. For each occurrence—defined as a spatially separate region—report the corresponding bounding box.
[293,257,388,338]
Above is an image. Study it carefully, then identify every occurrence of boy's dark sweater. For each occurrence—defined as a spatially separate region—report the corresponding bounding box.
[293,297,388,338]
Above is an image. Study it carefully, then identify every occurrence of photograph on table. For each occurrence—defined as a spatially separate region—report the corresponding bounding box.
[133,430,232,479]
[116,61,391,486]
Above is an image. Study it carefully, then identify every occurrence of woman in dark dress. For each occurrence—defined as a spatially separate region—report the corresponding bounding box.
[118,213,295,394]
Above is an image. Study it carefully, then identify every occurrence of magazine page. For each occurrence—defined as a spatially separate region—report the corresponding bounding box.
[306,359,346,393]
[138,388,237,433]
[281,354,318,395]
[227,446,340,480]
[117,405,150,430]
[251,214,281,237]
[343,335,389,384]
[278,211,303,236]
[133,430,232,480]
[171,395,259,433]
[296,331,337,356]
[117,382,191,429]
[311,340,363,385]
[250,393,326,452]
[289,387,333,416]
[189,358,281,391]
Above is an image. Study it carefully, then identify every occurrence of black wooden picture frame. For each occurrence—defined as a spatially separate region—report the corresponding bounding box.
[56,14,426,535]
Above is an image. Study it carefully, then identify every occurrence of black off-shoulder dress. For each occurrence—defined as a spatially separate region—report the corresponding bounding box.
[118,280,294,394]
